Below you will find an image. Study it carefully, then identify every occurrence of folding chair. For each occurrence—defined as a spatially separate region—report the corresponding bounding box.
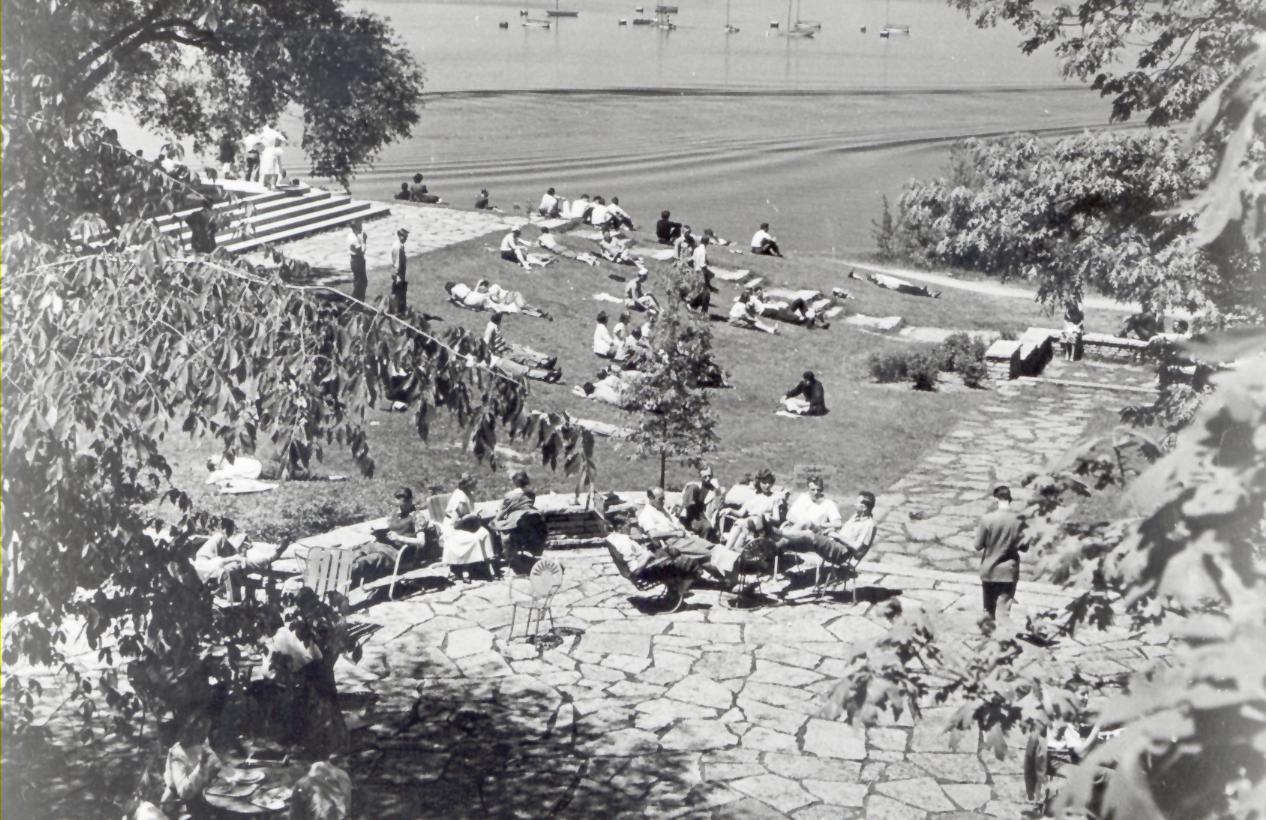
[813,538,875,599]
[303,546,356,610]
[507,557,565,642]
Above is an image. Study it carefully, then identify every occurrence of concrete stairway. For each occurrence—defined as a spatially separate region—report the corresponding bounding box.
[156,184,390,253]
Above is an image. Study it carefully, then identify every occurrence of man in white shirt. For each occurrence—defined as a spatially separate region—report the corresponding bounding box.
[539,187,561,217]
[777,477,842,552]
[781,490,878,572]
[593,311,616,357]
[500,227,533,270]
[483,312,558,370]
[624,269,660,314]
[608,197,635,230]
[750,222,783,256]
[589,198,610,229]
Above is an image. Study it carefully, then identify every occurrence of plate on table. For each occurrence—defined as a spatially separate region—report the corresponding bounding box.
[251,784,293,812]
[206,779,260,799]
[221,768,267,785]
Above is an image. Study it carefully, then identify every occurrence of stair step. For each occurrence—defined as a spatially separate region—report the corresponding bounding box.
[158,191,339,237]
[166,194,357,244]
[152,190,293,228]
[221,202,391,253]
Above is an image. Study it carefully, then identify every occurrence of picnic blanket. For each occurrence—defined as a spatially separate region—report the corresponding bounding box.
[218,478,278,495]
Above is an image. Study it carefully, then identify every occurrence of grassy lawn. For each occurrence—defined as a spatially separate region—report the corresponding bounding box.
[165,223,1089,540]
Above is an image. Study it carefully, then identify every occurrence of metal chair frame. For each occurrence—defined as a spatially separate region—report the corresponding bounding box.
[508,557,564,641]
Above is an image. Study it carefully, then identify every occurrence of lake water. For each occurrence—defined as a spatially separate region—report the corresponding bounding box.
[343,0,1116,253]
[113,0,1117,254]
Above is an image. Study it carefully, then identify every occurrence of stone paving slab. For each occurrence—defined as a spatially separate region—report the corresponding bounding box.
[265,201,523,273]
[340,544,1167,818]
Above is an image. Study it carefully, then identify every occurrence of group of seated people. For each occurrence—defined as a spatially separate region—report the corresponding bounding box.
[592,310,653,364]
[539,188,636,230]
[500,227,555,270]
[393,173,442,204]
[536,226,601,265]
[612,468,877,602]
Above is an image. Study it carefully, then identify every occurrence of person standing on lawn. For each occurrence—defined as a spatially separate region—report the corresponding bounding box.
[390,228,410,315]
[347,220,368,302]
[975,485,1027,626]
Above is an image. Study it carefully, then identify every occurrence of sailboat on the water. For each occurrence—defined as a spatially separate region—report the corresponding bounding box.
[725,0,740,33]
[789,0,820,32]
[881,0,910,34]
[546,0,579,18]
[779,0,814,36]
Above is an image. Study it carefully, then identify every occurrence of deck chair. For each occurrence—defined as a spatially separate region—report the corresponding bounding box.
[604,535,690,613]
[303,546,356,610]
[508,557,564,641]
[811,537,875,599]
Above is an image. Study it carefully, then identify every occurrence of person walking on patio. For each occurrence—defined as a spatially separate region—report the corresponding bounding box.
[975,485,1027,627]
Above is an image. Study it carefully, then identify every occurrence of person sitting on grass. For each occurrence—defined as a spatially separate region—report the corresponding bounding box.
[781,370,827,416]
[656,210,682,245]
[728,289,780,334]
[539,187,561,217]
[848,268,940,298]
[589,196,612,230]
[608,197,636,230]
[537,226,600,265]
[500,227,551,270]
[393,182,412,201]
[624,269,661,314]
[750,222,783,256]
[564,193,595,222]
[474,188,502,212]
[409,172,440,204]
[599,228,643,267]
[445,280,551,319]
[593,311,617,358]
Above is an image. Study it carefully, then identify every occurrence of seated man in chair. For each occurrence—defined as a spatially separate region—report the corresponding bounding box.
[779,490,877,578]
[637,487,728,584]
[775,477,842,554]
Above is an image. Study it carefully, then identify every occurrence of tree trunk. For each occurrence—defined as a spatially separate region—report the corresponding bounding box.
[659,450,667,489]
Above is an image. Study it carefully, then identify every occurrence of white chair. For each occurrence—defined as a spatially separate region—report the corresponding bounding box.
[507,557,564,642]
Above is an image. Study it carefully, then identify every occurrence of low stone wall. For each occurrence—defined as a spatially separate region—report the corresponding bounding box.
[986,328,1153,380]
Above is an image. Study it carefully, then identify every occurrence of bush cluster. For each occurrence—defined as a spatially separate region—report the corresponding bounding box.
[866,332,990,390]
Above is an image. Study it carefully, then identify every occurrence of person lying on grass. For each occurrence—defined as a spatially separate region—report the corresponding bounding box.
[445,279,551,319]
[573,367,648,408]
[848,268,940,298]
[537,226,599,265]
[749,286,828,329]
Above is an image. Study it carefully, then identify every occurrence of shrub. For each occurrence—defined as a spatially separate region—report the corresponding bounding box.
[939,332,988,372]
[907,351,941,391]
[868,351,909,383]
[959,359,988,388]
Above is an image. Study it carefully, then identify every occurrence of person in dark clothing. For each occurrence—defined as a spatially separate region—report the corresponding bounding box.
[390,228,410,315]
[394,182,412,201]
[244,142,261,182]
[409,173,440,204]
[677,466,720,540]
[474,188,493,210]
[184,199,218,253]
[347,220,367,302]
[974,485,1027,625]
[656,210,682,245]
[781,370,827,416]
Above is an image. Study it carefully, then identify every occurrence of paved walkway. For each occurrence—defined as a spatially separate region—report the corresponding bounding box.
[871,360,1157,577]
[339,548,1162,819]
[268,201,523,273]
[335,359,1167,818]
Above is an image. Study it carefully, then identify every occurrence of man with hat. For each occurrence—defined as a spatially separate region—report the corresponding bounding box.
[390,227,410,315]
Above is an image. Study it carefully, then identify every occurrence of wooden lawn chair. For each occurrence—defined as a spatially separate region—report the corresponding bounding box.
[302,546,356,610]
[362,497,449,600]
[508,556,565,641]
